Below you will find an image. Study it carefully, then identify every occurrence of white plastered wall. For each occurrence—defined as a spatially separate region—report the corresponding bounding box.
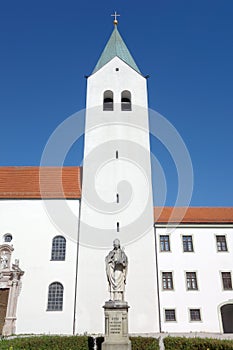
[156,225,233,333]
[0,199,80,334]
[76,57,159,334]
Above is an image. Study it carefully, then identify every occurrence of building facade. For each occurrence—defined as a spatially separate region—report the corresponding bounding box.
[155,207,233,334]
[0,22,233,336]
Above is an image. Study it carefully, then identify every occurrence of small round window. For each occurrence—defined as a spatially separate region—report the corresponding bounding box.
[4,234,13,243]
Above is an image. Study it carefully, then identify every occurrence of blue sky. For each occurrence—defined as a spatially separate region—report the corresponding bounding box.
[0,0,232,206]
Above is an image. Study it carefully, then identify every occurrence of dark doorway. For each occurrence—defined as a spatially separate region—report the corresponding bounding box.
[221,304,233,333]
[0,289,9,334]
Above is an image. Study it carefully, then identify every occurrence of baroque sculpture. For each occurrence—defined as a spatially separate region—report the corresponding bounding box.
[105,238,128,301]
[0,243,24,336]
[0,250,8,270]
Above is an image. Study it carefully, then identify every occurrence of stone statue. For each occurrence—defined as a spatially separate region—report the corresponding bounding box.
[0,251,8,270]
[105,239,128,301]
[12,259,21,271]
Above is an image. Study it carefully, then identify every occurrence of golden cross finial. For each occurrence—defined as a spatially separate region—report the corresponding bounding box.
[111,11,120,26]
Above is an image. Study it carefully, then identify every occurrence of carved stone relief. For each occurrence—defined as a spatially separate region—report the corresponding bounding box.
[0,244,24,336]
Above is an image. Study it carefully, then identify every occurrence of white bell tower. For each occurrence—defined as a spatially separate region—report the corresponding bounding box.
[76,17,160,334]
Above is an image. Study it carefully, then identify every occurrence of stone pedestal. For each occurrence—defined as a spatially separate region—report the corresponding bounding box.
[102,301,131,350]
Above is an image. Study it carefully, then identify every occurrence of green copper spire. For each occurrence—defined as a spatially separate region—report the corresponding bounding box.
[92,25,141,74]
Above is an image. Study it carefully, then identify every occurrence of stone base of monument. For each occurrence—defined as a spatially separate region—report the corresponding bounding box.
[102,301,131,350]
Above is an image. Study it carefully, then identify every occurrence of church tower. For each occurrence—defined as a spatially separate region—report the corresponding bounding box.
[76,17,159,334]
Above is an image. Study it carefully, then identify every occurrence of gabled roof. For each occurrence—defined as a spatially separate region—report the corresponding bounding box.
[0,167,232,224]
[154,207,233,224]
[92,26,141,74]
[0,167,81,199]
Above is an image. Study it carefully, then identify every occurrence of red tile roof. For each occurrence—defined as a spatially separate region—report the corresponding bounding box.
[0,167,81,199]
[154,206,233,224]
[0,167,232,223]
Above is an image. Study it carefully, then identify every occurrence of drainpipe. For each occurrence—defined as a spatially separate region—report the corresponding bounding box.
[154,224,162,333]
[73,198,82,335]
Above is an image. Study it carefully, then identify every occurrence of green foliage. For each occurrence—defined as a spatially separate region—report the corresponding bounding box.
[95,336,159,350]
[2,335,232,350]
[164,336,233,350]
[130,336,159,350]
[0,335,89,350]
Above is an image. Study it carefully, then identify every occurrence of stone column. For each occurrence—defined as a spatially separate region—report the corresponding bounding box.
[102,301,131,350]
[2,276,18,335]
[2,267,24,336]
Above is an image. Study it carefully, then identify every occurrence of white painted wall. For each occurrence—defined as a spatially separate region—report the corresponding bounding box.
[0,55,232,336]
[0,199,80,334]
[0,204,233,335]
[156,225,233,333]
[77,57,160,334]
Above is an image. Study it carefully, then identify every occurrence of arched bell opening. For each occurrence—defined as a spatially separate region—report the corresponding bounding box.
[103,90,114,111]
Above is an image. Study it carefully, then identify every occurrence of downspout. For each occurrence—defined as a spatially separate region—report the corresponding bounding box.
[154,224,162,333]
[73,198,82,335]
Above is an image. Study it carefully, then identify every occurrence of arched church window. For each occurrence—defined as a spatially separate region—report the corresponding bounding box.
[3,233,13,243]
[47,282,64,311]
[51,236,66,261]
[103,90,114,111]
[121,90,131,111]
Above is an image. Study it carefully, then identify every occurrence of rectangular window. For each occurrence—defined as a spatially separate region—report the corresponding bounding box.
[162,272,174,290]
[190,309,201,321]
[160,235,170,251]
[186,272,198,290]
[216,235,228,252]
[183,235,194,252]
[165,309,176,322]
[222,272,233,290]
